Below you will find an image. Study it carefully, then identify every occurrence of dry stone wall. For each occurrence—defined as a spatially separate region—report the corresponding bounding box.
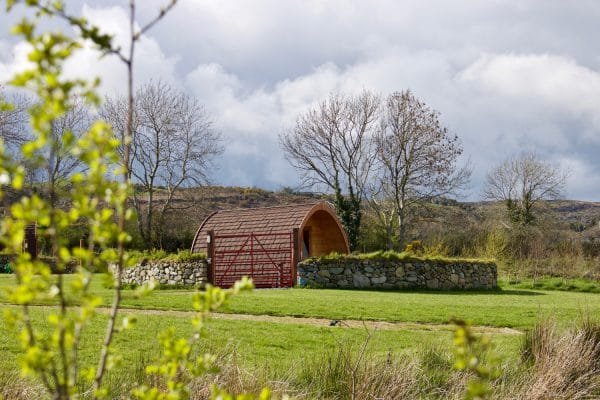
[298,259,497,290]
[122,260,208,286]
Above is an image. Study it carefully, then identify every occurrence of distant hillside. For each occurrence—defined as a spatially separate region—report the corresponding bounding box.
[477,199,600,238]
[4,184,599,249]
[154,186,600,243]
[152,185,326,225]
[134,186,328,246]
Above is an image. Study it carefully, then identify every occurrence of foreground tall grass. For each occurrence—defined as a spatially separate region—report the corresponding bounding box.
[3,318,599,400]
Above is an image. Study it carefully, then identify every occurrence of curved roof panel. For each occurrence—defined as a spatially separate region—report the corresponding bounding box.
[191,201,346,253]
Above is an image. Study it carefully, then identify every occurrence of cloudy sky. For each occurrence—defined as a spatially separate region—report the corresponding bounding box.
[1,0,599,200]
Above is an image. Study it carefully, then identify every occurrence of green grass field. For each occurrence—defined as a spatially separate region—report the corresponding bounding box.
[0,273,599,397]
[0,303,524,398]
[0,304,521,369]
[1,275,598,329]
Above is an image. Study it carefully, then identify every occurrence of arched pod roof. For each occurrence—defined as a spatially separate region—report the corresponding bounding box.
[191,201,349,255]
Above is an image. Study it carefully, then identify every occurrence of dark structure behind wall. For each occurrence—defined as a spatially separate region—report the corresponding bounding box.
[0,223,38,259]
[24,223,37,259]
[191,201,349,288]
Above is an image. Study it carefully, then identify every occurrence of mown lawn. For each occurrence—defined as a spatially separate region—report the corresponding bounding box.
[1,274,598,329]
[223,287,600,329]
[1,273,596,396]
[0,304,522,387]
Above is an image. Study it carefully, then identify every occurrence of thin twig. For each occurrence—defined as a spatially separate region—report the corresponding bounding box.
[94,0,136,392]
[33,3,129,64]
[134,0,179,40]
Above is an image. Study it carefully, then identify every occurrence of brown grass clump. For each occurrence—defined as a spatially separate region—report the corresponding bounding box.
[520,318,556,365]
[0,370,46,400]
[515,318,600,400]
[189,347,302,400]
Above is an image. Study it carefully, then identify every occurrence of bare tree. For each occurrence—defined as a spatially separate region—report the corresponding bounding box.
[4,96,91,193]
[364,182,397,250]
[46,99,91,185]
[0,88,29,148]
[372,90,469,248]
[280,91,380,250]
[100,93,140,177]
[484,152,567,225]
[103,81,222,248]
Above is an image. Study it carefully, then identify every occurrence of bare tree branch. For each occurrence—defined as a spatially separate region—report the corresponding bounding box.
[372,90,470,247]
[135,0,178,40]
[103,80,222,248]
[280,91,380,249]
[0,89,30,148]
[484,152,567,225]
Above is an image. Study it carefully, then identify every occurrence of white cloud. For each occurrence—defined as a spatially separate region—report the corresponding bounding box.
[559,157,600,201]
[70,5,178,94]
[1,1,600,199]
[0,5,179,95]
[460,54,600,131]
[0,41,32,84]
[181,50,600,197]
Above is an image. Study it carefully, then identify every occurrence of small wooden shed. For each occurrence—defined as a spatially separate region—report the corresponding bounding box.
[191,201,349,288]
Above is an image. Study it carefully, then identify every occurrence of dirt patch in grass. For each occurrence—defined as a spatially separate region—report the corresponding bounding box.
[104,307,523,335]
[2,304,523,335]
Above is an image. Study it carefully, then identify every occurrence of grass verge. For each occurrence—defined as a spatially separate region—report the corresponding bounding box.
[1,274,600,330]
[501,276,600,293]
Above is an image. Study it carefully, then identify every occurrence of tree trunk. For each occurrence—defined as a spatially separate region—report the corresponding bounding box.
[385,223,393,250]
[398,208,407,250]
[145,188,153,248]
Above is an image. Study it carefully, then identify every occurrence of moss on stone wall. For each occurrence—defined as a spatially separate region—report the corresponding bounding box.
[305,250,495,266]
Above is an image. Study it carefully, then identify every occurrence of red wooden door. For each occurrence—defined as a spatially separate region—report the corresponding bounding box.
[211,231,294,288]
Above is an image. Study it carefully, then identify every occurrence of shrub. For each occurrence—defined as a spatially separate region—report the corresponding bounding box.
[582,240,600,259]
[0,254,12,273]
[404,240,425,256]
[0,262,10,273]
